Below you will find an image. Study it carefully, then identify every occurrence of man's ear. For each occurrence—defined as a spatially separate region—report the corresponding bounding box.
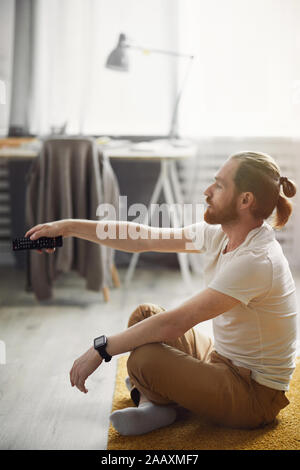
[239,192,255,210]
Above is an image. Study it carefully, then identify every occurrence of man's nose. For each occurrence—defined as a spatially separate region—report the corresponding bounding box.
[204,184,213,197]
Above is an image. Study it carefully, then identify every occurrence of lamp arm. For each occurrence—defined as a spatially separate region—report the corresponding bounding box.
[124,36,194,140]
[126,44,194,60]
[169,56,194,140]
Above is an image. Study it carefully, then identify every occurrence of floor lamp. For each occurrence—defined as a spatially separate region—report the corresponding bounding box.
[105,33,194,142]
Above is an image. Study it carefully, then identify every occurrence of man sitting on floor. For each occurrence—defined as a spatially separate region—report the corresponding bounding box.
[26,151,298,435]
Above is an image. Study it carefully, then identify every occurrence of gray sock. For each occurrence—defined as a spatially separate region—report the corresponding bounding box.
[110,402,177,436]
[125,376,132,392]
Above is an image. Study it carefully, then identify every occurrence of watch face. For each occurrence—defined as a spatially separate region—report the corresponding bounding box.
[95,336,106,348]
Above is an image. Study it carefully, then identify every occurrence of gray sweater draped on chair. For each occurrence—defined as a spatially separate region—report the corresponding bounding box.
[25,137,120,301]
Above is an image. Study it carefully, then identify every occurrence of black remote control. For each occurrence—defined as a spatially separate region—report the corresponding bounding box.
[12,236,63,251]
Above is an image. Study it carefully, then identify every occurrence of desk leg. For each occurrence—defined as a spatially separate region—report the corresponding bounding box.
[169,161,201,276]
[124,166,165,287]
[25,250,32,292]
[162,162,193,290]
[125,160,193,290]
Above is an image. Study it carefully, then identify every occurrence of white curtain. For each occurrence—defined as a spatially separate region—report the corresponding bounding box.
[177,0,300,138]
[0,0,15,136]
[27,0,178,136]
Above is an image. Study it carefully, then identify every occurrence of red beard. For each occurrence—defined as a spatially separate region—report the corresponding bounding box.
[204,196,239,225]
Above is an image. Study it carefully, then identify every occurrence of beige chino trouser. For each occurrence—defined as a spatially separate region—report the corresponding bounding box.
[126,303,290,429]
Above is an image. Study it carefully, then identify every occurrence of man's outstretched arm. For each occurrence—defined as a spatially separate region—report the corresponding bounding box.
[25,219,202,253]
[70,288,240,393]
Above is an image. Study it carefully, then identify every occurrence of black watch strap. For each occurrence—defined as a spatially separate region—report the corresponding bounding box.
[94,335,112,362]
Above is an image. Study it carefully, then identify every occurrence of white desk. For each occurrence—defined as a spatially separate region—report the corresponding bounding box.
[104,141,197,289]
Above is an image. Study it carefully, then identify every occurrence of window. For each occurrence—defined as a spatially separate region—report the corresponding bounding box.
[26,0,178,136]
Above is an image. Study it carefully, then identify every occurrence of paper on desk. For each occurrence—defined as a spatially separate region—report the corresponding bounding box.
[129,140,170,152]
[130,139,194,152]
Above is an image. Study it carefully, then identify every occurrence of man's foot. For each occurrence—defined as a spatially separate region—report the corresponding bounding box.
[110,402,177,436]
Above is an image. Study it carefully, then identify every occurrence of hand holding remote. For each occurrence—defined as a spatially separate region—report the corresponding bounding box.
[24,220,69,254]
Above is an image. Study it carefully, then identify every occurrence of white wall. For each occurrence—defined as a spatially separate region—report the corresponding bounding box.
[177,0,300,138]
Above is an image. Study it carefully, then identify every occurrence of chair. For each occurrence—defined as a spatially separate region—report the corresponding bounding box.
[25,137,120,302]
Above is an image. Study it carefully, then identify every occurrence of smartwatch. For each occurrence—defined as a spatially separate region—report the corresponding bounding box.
[94,335,112,362]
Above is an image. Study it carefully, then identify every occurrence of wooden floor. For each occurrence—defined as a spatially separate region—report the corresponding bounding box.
[0,264,209,450]
[0,264,299,450]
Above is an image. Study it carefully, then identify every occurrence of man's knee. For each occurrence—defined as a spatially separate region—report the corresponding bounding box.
[127,303,165,328]
[127,303,151,328]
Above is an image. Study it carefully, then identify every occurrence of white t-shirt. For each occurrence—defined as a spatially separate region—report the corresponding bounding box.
[191,221,298,391]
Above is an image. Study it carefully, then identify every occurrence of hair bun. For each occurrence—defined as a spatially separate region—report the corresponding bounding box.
[279,176,288,186]
[279,176,297,198]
